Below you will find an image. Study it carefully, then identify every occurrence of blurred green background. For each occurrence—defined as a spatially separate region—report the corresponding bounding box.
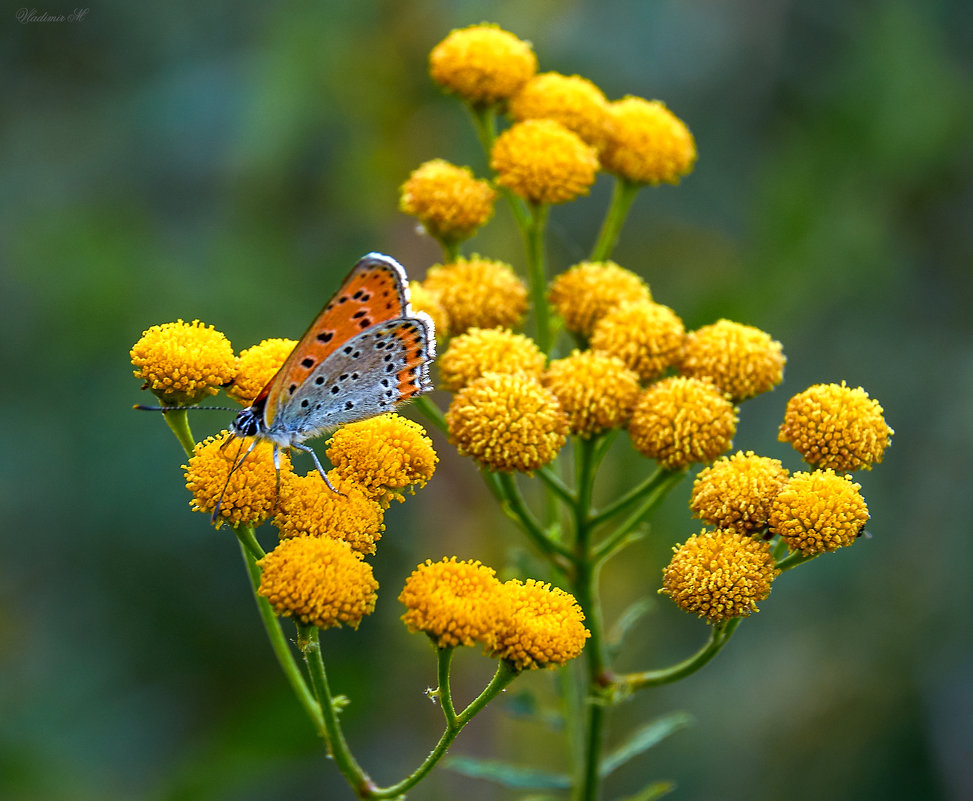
[3,1,971,800]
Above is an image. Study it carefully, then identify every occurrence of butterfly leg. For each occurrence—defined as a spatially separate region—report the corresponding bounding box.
[212,436,260,525]
[290,443,344,496]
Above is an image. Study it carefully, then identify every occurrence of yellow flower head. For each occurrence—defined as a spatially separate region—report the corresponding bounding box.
[257,537,378,630]
[509,72,612,151]
[490,579,589,670]
[184,432,291,527]
[549,261,652,337]
[273,470,385,556]
[778,382,893,472]
[679,320,785,401]
[662,530,779,623]
[438,327,545,393]
[542,350,641,437]
[447,372,568,473]
[769,469,870,555]
[400,159,497,244]
[422,257,528,335]
[490,119,599,205]
[628,377,738,470]
[408,280,450,339]
[591,300,685,382]
[326,414,437,506]
[429,24,537,105]
[131,319,235,404]
[601,96,697,185]
[399,557,502,649]
[690,451,790,533]
[226,338,296,405]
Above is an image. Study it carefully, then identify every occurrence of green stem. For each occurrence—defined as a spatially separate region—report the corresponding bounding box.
[536,464,576,507]
[592,470,686,563]
[590,177,641,262]
[237,535,324,736]
[413,394,448,435]
[525,202,552,354]
[614,618,742,692]
[495,472,574,564]
[468,104,532,231]
[440,239,461,263]
[162,408,196,457]
[369,659,519,799]
[589,466,670,530]
[776,550,820,572]
[234,522,266,561]
[436,646,458,725]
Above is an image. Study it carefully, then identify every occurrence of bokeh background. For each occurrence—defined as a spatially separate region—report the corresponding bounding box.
[3,1,972,800]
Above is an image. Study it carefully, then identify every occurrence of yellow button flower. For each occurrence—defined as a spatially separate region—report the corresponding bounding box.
[226,338,296,405]
[628,377,738,469]
[400,159,496,244]
[768,470,870,555]
[438,327,545,393]
[399,558,503,649]
[590,300,685,382]
[690,451,790,534]
[549,260,652,337]
[131,319,235,404]
[422,257,528,335]
[408,280,450,339]
[490,579,590,670]
[778,382,893,472]
[509,72,612,151]
[447,372,568,473]
[184,431,290,527]
[273,470,385,556]
[601,96,697,185]
[542,350,641,437]
[491,119,599,205]
[429,24,537,105]
[679,320,785,401]
[257,537,378,630]
[326,414,437,506]
[661,530,779,623]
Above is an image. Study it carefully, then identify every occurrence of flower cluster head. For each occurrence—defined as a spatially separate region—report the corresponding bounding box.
[226,338,296,404]
[421,257,528,335]
[629,377,738,470]
[400,159,496,245]
[549,261,652,338]
[258,537,378,630]
[661,530,779,623]
[399,559,589,670]
[769,469,870,555]
[490,119,599,205]
[184,432,290,527]
[274,470,385,555]
[326,414,437,506]
[542,350,641,438]
[601,96,697,185]
[591,300,685,382]
[690,451,790,534]
[429,24,537,106]
[509,72,612,151]
[447,372,568,473]
[438,327,545,393]
[679,320,785,401]
[779,382,892,472]
[131,319,235,404]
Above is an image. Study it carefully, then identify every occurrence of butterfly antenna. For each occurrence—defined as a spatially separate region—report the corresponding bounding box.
[134,404,238,413]
[291,443,344,496]
[211,436,258,525]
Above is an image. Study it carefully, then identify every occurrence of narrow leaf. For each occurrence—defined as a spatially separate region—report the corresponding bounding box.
[600,711,694,777]
[444,755,572,790]
[613,779,677,801]
[607,597,656,653]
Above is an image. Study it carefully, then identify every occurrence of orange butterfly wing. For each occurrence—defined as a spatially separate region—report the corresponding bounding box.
[256,254,411,427]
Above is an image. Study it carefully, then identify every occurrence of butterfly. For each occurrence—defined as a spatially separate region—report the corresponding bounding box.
[226,253,436,492]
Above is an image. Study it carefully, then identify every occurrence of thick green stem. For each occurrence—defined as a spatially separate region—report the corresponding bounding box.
[162,408,196,457]
[776,550,820,572]
[614,618,742,692]
[468,103,531,230]
[495,472,574,564]
[413,395,448,435]
[237,535,324,736]
[590,177,641,262]
[526,202,552,354]
[536,464,577,507]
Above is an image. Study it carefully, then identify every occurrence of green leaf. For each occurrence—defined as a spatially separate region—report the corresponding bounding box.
[612,779,677,801]
[444,755,572,790]
[600,711,694,777]
[607,597,656,656]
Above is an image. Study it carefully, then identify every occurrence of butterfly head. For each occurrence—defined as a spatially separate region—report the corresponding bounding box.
[230,404,263,438]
